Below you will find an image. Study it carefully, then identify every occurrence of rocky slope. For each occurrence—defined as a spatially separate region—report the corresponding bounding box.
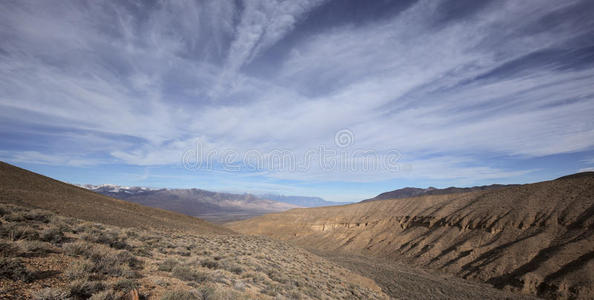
[81,184,301,223]
[228,173,594,299]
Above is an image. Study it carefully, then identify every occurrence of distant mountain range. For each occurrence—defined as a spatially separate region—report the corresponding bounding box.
[361,184,517,202]
[259,194,351,207]
[78,184,301,223]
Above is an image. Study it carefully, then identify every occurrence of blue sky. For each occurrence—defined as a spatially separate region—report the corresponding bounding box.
[1,0,594,202]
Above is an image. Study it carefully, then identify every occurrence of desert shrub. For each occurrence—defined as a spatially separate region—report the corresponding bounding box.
[88,249,143,277]
[267,270,289,284]
[5,209,52,223]
[261,284,284,297]
[81,229,128,250]
[72,223,92,234]
[233,280,247,291]
[69,280,106,299]
[17,240,54,257]
[48,214,74,228]
[158,258,179,272]
[160,289,199,300]
[0,224,40,241]
[122,228,139,238]
[112,250,143,269]
[222,262,243,275]
[196,285,218,300]
[0,240,19,257]
[63,241,94,256]
[27,209,53,222]
[175,248,191,256]
[56,216,79,227]
[137,233,159,243]
[113,278,138,293]
[65,260,93,280]
[242,271,267,284]
[132,245,153,257]
[302,287,322,298]
[201,259,219,269]
[40,226,66,244]
[208,272,229,286]
[32,288,68,300]
[89,290,116,300]
[4,212,26,222]
[172,266,208,282]
[0,257,32,282]
[286,289,304,300]
[65,244,142,278]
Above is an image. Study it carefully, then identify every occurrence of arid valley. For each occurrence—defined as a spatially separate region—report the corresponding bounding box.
[1,0,594,299]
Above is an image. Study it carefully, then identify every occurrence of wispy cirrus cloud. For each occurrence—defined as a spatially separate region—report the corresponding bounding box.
[1,0,593,200]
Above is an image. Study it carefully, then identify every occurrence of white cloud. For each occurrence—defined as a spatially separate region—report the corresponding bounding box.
[0,151,103,167]
[1,0,593,187]
[211,0,328,97]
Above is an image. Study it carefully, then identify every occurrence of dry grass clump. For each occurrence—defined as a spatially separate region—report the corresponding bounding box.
[64,245,143,279]
[39,225,67,244]
[63,240,94,256]
[16,240,55,257]
[200,258,219,269]
[64,259,93,281]
[160,289,198,300]
[68,279,107,299]
[171,265,208,282]
[80,226,129,250]
[0,240,20,257]
[112,278,139,293]
[0,202,387,299]
[0,257,32,282]
[32,287,68,300]
[4,209,52,223]
[0,223,40,240]
[157,258,179,272]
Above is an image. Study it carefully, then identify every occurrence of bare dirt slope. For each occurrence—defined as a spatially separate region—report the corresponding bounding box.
[0,162,231,234]
[228,174,594,299]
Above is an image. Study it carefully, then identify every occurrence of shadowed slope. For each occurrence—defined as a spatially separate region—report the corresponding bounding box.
[0,162,232,234]
[228,174,594,299]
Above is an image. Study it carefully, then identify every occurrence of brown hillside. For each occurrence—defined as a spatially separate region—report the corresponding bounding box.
[0,202,387,299]
[0,162,231,234]
[228,174,594,299]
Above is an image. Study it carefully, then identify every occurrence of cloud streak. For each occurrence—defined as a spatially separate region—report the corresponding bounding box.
[1,0,593,199]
